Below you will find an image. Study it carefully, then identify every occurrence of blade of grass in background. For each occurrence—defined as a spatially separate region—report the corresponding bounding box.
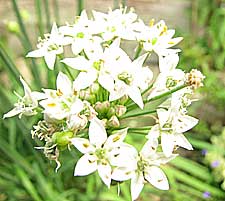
[35,0,44,37]
[77,0,84,15]
[43,0,51,30]
[11,0,41,87]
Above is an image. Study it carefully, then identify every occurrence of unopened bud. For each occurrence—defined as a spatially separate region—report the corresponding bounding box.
[6,21,20,34]
[115,105,127,117]
[186,69,205,89]
[79,90,95,102]
[107,107,116,118]
[119,95,129,105]
[107,115,120,128]
[68,114,88,130]
[94,101,110,114]
[52,131,74,147]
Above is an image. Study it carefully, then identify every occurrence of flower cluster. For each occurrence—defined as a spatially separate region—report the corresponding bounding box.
[4,7,205,200]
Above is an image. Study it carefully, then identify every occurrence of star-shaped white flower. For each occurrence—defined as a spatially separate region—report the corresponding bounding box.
[147,107,198,157]
[3,77,45,119]
[71,117,131,188]
[26,23,66,70]
[39,72,83,121]
[112,139,176,200]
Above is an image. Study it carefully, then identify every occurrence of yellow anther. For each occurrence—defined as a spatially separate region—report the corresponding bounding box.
[47,103,56,107]
[56,89,63,96]
[149,19,155,27]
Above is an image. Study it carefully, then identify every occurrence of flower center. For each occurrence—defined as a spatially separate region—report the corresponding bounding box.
[95,148,107,160]
[118,71,133,85]
[137,158,148,172]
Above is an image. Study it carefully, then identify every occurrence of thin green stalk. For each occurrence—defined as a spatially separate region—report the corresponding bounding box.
[121,0,127,7]
[35,0,44,36]
[120,109,156,119]
[113,0,119,9]
[141,83,153,96]
[128,131,147,135]
[127,84,187,111]
[77,0,84,15]
[43,0,51,30]
[134,43,142,60]
[0,44,20,85]
[128,126,152,131]
[11,0,40,86]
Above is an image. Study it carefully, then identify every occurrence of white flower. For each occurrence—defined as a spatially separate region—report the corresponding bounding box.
[109,53,153,109]
[147,107,198,157]
[3,77,45,119]
[39,72,82,121]
[148,68,185,99]
[91,7,138,41]
[112,139,175,200]
[71,117,131,188]
[139,20,183,57]
[26,23,65,70]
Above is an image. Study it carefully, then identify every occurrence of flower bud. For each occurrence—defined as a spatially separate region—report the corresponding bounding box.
[52,131,74,147]
[68,114,88,130]
[94,101,110,114]
[115,105,127,117]
[186,69,205,89]
[119,95,129,105]
[107,115,120,128]
[107,107,116,118]
[6,21,20,34]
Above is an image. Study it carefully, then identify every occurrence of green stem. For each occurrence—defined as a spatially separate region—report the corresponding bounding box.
[141,83,153,96]
[120,109,156,119]
[11,0,41,87]
[77,0,84,15]
[0,44,21,85]
[35,0,44,36]
[44,0,51,30]
[128,131,147,135]
[127,84,187,111]
[128,126,152,131]
[134,42,143,60]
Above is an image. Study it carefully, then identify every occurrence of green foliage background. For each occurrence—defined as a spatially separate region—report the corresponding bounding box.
[0,0,224,200]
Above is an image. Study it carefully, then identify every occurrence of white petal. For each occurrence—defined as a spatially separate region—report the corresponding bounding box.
[159,53,179,73]
[157,109,170,127]
[174,134,193,150]
[61,57,90,71]
[175,115,198,133]
[144,166,169,190]
[127,86,143,109]
[44,53,56,70]
[50,22,58,37]
[56,72,72,96]
[31,92,46,100]
[131,173,145,201]
[104,128,128,149]
[98,161,112,188]
[147,125,160,141]
[74,154,97,176]
[71,40,84,55]
[70,138,95,154]
[73,71,97,90]
[26,49,44,58]
[112,167,134,181]
[3,107,22,119]
[89,117,107,147]
[161,133,175,157]
[140,138,158,158]
[109,143,138,167]
[98,73,114,92]
[132,53,148,67]
[70,99,84,114]
[20,76,32,98]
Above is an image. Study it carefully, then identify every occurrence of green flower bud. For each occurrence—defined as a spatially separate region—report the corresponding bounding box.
[52,131,74,147]
[107,107,116,118]
[6,21,20,34]
[94,101,110,114]
[119,95,129,105]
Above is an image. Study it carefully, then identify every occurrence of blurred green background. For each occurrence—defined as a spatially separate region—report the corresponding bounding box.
[0,0,225,200]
